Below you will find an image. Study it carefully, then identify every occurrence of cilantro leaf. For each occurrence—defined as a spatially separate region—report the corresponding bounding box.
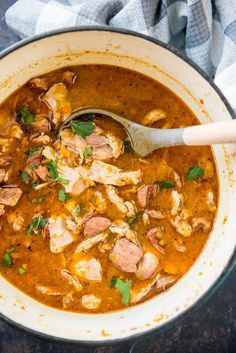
[46,157,69,185]
[31,194,48,204]
[17,107,35,124]
[155,181,175,189]
[110,277,132,305]
[128,213,139,229]
[187,165,204,180]
[58,189,70,202]
[74,203,83,215]
[20,170,30,184]
[2,246,15,268]
[18,267,27,275]
[83,146,93,158]
[123,140,132,153]
[27,216,47,234]
[25,147,42,157]
[70,120,95,138]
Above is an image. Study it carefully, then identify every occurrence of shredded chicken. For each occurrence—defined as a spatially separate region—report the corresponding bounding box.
[48,216,76,253]
[74,231,109,254]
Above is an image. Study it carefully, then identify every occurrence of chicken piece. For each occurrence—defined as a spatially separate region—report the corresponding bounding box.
[86,132,123,161]
[64,215,81,234]
[109,219,138,244]
[142,109,166,126]
[131,275,158,303]
[142,209,165,225]
[173,239,187,253]
[82,294,101,309]
[92,191,107,212]
[0,187,22,206]
[191,217,211,232]
[173,171,182,188]
[136,252,159,280]
[62,71,77,87]
[147,227,166,254]
[63,291,75,309]
[9,123,23,139]
[61,129,87,162]
[0,156,12,167]
[35,165,50,181]
[74,258,102,281]
[124,200,137,217]
[31,133,51,145]
[61,269,82,291]
[155,275,177,291]
[89,160,142,186]
[109,238,142,273]
[12,215,24,231]
[31,115,50,133]
[42,146,58,160]
[105,185,127,213]
[0,205,5,216]
[29,77,48,90]
[84,216,111,237]
[137,184,157,208]
[74,231,109,254]
[206,190,216,212]
[58,164,93,196]
[171,213,192,237]
[170,190,183,216]
[42,83,72,126]
[36,285,66,296]
[0,169,6,183]
[47,216,76,253]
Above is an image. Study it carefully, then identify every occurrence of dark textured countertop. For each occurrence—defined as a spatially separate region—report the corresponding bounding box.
[0,1,235,352]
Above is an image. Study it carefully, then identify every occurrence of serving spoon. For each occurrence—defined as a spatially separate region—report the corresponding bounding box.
[60,107,236,157]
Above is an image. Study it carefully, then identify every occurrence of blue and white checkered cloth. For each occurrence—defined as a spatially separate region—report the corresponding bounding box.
[5,0,236,114]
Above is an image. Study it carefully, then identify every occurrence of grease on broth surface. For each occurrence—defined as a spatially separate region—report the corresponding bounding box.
[0,65,217,313]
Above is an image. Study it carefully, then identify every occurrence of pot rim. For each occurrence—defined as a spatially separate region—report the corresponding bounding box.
[0,26,235,346]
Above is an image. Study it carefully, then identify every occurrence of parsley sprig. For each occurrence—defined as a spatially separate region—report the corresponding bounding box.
[3,246,15,268]
[46,157,69,185]
[27,216,47,234]
[17,107,35,125]
[110,277,132,305]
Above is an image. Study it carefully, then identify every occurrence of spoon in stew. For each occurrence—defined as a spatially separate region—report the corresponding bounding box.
[60,107,236,157]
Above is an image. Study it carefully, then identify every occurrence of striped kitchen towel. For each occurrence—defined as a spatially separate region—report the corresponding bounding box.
[5,0,236,113]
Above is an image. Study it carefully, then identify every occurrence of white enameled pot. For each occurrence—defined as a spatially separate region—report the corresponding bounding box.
[0,28,235,344]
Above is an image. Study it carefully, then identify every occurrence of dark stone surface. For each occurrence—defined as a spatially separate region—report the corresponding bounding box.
[0,1,235,352]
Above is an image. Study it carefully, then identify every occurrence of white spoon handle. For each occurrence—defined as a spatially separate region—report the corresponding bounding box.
[183,120,236,146]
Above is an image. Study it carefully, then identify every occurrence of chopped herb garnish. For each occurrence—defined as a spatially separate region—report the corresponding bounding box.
[2,246,15,268]
[123,140,132,153]
[17,107,35,125]
[25,146,42,157]
[110,277,132,305]
[31,194,48,204]
[18,267,26,275]
[187,165,204,180]
[58,189,70,202]
[27,216,47,234]
[20,170,30,184]
[155,181,175,189]
[83,146,93,158]
[46,157,69,185]
[28,162,40,170]
[128,213,139,229]
[74,203,83,215]
[86,113,94,121]
[70,120,95,138]
[53,130,60,139]
[32,182,40,190]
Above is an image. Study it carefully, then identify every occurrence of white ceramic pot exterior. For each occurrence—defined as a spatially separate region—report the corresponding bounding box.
[0,29,235,343]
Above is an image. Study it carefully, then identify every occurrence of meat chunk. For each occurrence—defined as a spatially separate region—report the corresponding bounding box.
[0,156,12,167]
[36,285,65,296]
[74,231,109,254]
[206,190,216,212]
[109,219,138,245]
[136,252,159,280]
[82,294,101,309]
[61,269,82,291]
[191,217,211,232]
[12,215,24,231]
[74,258,102,281]
[124,200,137,217]
[171,190,183,216]
[61,129,87,162]
[142,209,165,225]
[147,227,166,254]
[137,184,157,208]
[0,169,6,183]
[31,115,50,133]
[48,216,76,253]
[142,108,166,126]
[86,131,123,161]
[0,205,5,216]
[105,185,127,213]
[58,164,93,196]
[42,83,72,126]
[9,124,23,139]
[0,187,22,206]
[171,213,192,237]
[84,216,111,237]
[62,71,77,87]
[109,238,142,272]
[89,160,142,186]
[29,77,48,90]
[35,165,50,181]
[155,275,177,291]
[31,133,50,145]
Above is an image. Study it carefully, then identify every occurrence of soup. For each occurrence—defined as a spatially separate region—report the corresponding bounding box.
[0,65,217,313]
